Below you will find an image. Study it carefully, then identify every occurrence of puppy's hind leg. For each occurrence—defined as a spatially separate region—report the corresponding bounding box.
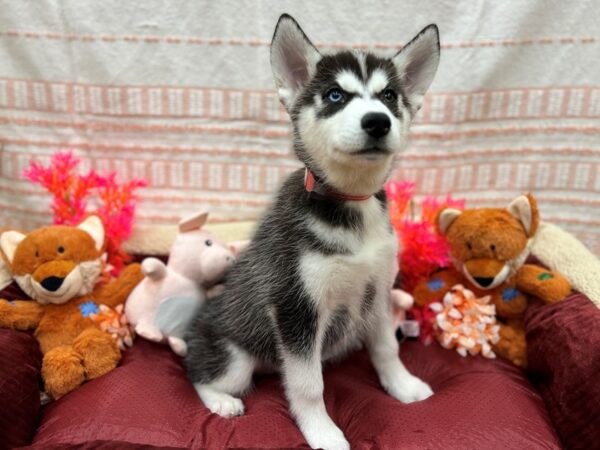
[192,343,255,418]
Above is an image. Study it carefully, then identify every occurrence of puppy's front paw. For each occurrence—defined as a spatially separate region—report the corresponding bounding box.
[302,422,349,450]
[387,373,433,404]
[207,395,245,418]
[195,385,245,418]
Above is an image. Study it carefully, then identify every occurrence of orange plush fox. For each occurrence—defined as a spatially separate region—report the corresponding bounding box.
[0,216,143,399]
[413,194,572,367]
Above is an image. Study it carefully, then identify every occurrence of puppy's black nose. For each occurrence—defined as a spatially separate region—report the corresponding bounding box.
[41,276,64,292]
[474,277,494,288]
[361,112,391,139]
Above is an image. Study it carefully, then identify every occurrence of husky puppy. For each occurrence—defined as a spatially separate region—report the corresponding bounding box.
[185,14,440,450]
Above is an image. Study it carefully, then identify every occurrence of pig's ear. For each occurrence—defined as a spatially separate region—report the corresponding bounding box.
[179,211,209,233]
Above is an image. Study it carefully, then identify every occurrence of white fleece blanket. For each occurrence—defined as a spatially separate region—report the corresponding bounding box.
[0,0,599,256]
[531,222,600,308]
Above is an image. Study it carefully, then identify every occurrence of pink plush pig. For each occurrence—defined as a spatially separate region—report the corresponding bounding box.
[125,211,242,356]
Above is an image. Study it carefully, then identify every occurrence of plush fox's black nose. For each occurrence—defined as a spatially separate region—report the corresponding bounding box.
[41,276,64,292]
[474,277,494,288]
[361,112,391,139]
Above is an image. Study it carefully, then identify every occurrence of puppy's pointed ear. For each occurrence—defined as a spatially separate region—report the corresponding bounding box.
[270,14,321,109]
[0,230,25,264]
[393,24,440,114]
[77,216,105,251]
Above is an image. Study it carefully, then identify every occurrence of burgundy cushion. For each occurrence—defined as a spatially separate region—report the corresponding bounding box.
[26,339,560,449]
[0,281,27,302]
[0,329,42,449]
[526,292,600,450]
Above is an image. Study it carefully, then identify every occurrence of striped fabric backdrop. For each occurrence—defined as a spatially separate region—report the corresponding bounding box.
[0,1,599,255]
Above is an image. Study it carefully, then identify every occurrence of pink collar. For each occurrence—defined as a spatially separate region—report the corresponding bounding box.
[303,168,371,202]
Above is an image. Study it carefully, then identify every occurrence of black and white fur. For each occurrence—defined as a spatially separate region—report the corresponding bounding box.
[185,14,440,450]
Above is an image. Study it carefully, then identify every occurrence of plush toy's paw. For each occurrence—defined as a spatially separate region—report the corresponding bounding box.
[72,328,120,380]
[0,299,43,330]
[136,321,164,342]
[387,372,434,404]
[537,274,572,303]
[168,336,188,356]
[42,346,86,399]
[0,299,15,328]
[492,286,528,318]
[517,264,572,304]
[413,269,464,307]
[95,263,144,307]
[390,289,414,310]
[493,323,527,368]
[141,258,167,280]
[206,284,225,299]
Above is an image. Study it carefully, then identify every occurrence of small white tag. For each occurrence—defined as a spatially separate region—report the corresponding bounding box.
[400,320,420,338]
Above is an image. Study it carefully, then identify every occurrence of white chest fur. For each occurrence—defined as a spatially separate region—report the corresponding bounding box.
[299,198,398,356]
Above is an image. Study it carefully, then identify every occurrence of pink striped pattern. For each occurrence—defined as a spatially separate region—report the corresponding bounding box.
[3,149,600,195]
[2,116,600,142]
[1,79,599,123]
[2,80,599,255]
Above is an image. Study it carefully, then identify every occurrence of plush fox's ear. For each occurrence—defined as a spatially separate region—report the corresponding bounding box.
[437,208,462,235]
[0,230,25,264]
[179,211,209,233]
[77,216,105,251]
[508,193,539,237]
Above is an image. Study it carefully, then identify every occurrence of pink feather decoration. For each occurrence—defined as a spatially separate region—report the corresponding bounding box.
[23,151,146,275]
[385,180,465,292]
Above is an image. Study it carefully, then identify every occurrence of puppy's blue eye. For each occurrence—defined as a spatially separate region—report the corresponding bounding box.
[326,89,344,103]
